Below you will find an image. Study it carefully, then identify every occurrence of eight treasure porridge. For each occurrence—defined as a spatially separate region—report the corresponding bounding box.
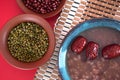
[67,27,120,80]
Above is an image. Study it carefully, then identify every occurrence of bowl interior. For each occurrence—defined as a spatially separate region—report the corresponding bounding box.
[16,0,66,18]
[58,18,120,80]
[0,14,55,70]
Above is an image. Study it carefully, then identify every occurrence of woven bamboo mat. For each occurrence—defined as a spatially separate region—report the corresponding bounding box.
[34,0,120,80]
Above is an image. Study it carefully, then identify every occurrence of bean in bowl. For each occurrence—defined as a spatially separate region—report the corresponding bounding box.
[0,14,55,69]
[22,0,61,14]
[7,22,49,63]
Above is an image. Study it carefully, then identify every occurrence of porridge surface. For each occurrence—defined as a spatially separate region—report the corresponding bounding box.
[67,27,120,80]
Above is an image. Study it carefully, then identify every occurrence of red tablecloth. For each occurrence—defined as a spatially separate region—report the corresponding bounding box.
[0,0,59,80]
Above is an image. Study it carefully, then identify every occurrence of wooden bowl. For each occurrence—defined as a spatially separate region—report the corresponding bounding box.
[16,0,66,18]
[0,14,55,70]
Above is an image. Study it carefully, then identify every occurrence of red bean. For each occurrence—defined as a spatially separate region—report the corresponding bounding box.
[22,0,61,14]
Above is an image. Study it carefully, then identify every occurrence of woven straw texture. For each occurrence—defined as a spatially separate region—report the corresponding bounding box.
[34,0,120,80]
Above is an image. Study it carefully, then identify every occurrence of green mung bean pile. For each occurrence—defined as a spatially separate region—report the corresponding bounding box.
[7,22,49,62]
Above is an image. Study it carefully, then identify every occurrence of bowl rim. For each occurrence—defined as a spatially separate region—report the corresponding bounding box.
[16,0,66,18]
[0,14,55,70]
[58,18,120,80]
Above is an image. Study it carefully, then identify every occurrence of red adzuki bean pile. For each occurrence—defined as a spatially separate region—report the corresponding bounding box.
[22,0,61,14]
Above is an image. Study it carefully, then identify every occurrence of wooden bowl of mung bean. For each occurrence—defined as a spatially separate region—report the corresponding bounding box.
[0,14,55,70]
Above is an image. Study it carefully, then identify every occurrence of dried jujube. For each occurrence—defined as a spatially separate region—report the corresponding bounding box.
[71,35,120,61]
[86,41,99,60]
[71,36,87,54]
[102,44,120,59]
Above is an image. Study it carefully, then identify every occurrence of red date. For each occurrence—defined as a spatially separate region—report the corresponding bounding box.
[102,44,120,59]
[71,36,87,54]
[86,41,99,60]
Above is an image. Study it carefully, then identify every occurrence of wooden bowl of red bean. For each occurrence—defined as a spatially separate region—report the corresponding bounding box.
[16,0,66,18]
[0,14,55,70]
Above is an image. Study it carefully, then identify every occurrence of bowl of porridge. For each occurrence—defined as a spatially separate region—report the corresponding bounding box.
[59,18,120,80]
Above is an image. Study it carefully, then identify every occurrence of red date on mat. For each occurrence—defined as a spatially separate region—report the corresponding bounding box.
[102,44,120,59]
[71,36,87,54]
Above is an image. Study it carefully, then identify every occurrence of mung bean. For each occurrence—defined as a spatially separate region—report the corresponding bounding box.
[7,22,49,62]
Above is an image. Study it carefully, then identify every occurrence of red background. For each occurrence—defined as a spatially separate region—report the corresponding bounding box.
[0,0,59,80]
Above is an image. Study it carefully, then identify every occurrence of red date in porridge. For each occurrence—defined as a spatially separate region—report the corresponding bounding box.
[71,36,87,54]
[102,44,120,59]
[67,27,120,80]
[86,41,99,60]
